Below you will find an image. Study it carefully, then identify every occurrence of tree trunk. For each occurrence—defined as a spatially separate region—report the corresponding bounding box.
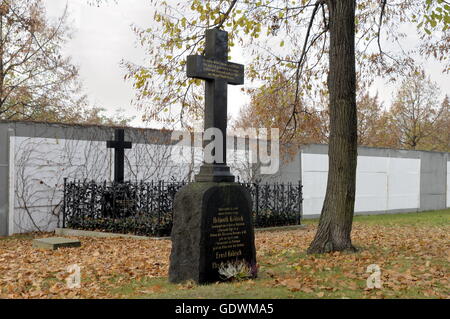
[0,12,4,112]
[307,0,358,254]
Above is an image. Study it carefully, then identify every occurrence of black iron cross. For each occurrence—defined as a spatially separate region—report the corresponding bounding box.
[106,129,132,183]
[186,28,245,182]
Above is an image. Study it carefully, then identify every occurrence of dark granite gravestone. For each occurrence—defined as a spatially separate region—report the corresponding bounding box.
[169,28,256,284]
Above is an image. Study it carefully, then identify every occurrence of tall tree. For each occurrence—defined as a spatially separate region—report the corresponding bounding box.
[356,91,383,146]
[435,95,450,152]
[307,0,358,253]
[389,70,449,151]
[0,0,83,121]
[236,78,393,149]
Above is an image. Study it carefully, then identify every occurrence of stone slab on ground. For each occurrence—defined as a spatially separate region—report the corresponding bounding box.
[33,237,81,250]
[55,228,168,240]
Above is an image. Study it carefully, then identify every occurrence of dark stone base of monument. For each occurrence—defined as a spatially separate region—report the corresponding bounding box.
[169,182,256,284]
[195,164,235,182]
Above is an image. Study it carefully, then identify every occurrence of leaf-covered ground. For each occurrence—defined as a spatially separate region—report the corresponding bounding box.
[0,210,448,299]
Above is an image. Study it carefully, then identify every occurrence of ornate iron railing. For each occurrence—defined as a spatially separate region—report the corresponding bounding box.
[62,179,303,237]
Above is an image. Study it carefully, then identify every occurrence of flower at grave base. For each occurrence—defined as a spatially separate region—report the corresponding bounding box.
[217,260,257,281]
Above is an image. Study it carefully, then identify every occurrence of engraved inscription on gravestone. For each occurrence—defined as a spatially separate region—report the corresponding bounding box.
[210,207,246,264]
[202,186,256,282]
[187,56,244,85]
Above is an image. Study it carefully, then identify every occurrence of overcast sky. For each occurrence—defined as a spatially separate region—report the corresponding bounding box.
[43,0,449,129]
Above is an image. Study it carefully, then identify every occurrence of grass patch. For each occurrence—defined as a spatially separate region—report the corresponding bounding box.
[301,209,450,227]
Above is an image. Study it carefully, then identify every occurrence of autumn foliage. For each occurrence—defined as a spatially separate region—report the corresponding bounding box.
[235,69,450,154]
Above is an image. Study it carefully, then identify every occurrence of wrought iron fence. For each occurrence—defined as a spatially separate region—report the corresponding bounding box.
[62,179,303,237]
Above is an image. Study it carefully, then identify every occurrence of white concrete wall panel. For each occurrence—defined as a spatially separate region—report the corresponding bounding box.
[13,136,112,233]
[355,171,388,213]
[301,154,421,216]
[447,162,450,208]
[387,158,421,210]
[301,153,328,215]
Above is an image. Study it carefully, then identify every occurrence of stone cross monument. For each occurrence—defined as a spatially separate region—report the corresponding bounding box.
[169,28,256,284]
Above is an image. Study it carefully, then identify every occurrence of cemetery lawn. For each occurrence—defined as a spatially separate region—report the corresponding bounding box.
[0,209,448,299]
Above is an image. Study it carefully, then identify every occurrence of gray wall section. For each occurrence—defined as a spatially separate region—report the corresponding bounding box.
[303,144,449,213]
[0,120,259,235]
[259,152,301,183]
[1,122,449,235]
[300,143,423,159]
[1,120,173,145]
[260,143,449,217]
[0,126,10,236]
[0,120,252,149]
[420,151,448,211]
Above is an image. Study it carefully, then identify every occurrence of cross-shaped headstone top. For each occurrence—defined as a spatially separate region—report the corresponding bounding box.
[107,129,132,150]
[187,28,244,85]
[186,28,245,182]
[106,129,132,183]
